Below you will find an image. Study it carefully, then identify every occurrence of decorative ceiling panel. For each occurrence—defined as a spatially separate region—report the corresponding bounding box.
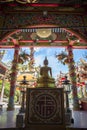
[0,2,87,48]
[0,13,87,40]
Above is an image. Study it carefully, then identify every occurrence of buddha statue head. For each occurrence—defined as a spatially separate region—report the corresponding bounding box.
[44,57,48,66]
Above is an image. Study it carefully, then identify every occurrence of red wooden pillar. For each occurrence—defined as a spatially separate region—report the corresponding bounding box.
[67,45,79,110]
[7,45,20,111]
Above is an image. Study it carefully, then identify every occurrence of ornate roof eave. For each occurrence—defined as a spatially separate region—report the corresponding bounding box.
[0,12,87,32]
[0,3,87,48]
[17,72,36,82]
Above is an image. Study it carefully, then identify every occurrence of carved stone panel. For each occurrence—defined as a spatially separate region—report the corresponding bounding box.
[25,88,65,126]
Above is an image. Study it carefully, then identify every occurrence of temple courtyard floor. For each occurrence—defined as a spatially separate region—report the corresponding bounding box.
[0,104,87,130]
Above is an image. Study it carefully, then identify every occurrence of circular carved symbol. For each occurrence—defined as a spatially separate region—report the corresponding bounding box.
[34,94,57,119]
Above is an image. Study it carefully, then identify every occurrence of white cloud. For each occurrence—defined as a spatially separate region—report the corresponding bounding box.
[34,47,41,52]
[34,55,44,67]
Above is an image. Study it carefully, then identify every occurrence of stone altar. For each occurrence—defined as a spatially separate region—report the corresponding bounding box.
[25,88,65,130]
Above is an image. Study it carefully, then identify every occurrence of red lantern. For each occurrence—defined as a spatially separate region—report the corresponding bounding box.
[61,77,65,81]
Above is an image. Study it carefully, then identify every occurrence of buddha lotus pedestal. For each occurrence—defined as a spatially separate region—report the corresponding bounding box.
[37,76,55,88]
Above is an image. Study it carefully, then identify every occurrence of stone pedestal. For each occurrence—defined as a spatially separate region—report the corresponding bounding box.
[16,113,25,128]
[25,88,65,130]
[65,110,72,125]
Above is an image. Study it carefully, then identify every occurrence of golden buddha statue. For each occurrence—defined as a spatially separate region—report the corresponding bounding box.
[37,57,55,88]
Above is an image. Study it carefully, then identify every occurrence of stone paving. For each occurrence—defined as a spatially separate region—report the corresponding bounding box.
[0,104,20,128]
[0,104,87,129]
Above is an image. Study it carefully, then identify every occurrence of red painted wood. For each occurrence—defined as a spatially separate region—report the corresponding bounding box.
[81,101,87,111]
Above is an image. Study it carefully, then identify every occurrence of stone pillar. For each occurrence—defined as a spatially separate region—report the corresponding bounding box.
[7,45,20,111]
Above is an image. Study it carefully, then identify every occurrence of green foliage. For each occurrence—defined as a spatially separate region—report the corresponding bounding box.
[0,79,20,103]
[15,89,20,102]
[4,81,10,97]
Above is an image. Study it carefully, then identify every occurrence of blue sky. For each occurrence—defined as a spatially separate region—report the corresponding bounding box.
[1,47,87,78]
